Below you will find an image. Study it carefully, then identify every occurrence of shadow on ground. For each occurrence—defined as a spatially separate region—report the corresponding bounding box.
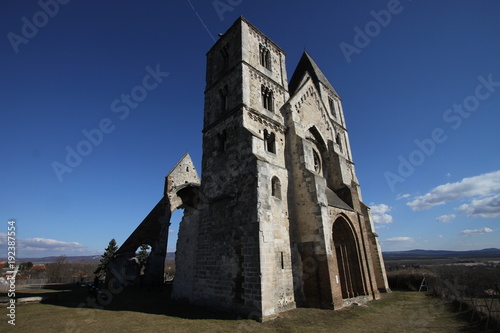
[1,282,242,320]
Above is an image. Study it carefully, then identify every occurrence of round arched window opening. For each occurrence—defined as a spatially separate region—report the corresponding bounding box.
[313,150,321,173]
[136,244,151,268]
[271,176,281,199]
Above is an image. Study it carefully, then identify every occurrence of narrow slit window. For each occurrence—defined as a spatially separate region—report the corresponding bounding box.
[217,130,227,152]
[232,243,244,303]
[313,150,321,173]
[220,45,229,65]
[264,130,276,154]
[271,176,281,199]
[336,134,343,152]
[329,97,337,118]
[220,85,228,112]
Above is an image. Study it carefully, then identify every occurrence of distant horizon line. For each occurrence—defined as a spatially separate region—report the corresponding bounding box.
[1,248,499,260]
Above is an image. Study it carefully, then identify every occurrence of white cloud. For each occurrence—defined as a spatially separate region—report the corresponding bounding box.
[407,170,500,211]
[459,227,494,236]
[0,233,93,257]
[458,194,500,218]
[386,237,414,242]
[370,203,393,224]
[396,193,410,200]
[374,224,388,230]
[435,214,457,223]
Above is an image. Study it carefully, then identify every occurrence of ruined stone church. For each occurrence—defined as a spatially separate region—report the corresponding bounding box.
[108,17,389,321]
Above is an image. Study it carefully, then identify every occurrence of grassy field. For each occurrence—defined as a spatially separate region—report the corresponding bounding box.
[0,284,497,333]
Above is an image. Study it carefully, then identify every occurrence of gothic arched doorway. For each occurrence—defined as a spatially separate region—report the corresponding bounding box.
[333,216,366,298]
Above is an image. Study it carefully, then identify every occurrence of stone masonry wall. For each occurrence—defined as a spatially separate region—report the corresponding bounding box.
[171,16,389,321]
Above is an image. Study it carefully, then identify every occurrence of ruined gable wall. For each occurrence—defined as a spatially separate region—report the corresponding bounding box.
[165,154,200,211]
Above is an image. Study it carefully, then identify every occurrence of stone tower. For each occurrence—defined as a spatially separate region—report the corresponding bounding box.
[113,16,389,322]
[173,17,296,319]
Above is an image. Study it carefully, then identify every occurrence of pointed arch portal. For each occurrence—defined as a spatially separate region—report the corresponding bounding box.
[333,216,366,299]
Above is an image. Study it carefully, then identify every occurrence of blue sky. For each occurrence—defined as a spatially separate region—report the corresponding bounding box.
[1,0,499,257]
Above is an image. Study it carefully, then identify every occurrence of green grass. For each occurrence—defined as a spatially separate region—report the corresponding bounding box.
[0,285,496,332]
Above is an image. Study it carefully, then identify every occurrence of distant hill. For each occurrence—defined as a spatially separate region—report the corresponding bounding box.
[5,250,498,264]
[383,248,500,261]
[4,255,102,264]
[1,252,176,264]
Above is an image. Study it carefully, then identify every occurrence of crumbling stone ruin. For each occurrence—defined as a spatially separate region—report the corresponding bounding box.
[108,16,390,321]
[106,155,200,289]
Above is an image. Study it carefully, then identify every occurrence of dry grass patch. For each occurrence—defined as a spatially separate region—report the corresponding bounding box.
[1,285,496,332]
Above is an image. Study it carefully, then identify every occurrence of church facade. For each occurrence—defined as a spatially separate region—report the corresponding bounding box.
[171,17,389,320]
[109,16,389,322]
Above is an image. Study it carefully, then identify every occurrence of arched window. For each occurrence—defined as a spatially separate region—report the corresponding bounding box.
[217,129,227,152]
[261,86,274,111]
[271,176,281,199]
[220,45,229,65]
[259,44,271,70]
[336,133,343,152]
[135,244,152,276]
[264,129,276,154]
[329,97,337,119]
[219,85,228,112]
[313,149,321,173]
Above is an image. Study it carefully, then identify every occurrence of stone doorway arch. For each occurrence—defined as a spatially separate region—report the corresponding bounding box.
[332,216,366,299]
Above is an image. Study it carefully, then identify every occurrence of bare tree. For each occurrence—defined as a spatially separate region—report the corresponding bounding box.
[46,256,68,283]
